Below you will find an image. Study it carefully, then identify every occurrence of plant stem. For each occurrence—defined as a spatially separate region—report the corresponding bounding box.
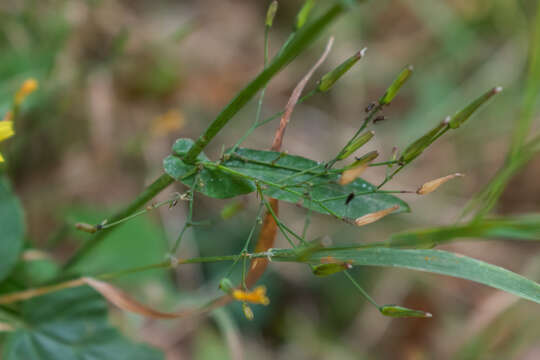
[343,270,380,309]
[63,173,175,271]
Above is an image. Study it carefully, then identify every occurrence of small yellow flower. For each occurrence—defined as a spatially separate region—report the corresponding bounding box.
[0,121,15,162]
[232,286,270,305]
[14,78,38,106]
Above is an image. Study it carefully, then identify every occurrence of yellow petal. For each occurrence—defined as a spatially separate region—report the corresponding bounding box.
[0,121,14,142]
[232,286,270,305]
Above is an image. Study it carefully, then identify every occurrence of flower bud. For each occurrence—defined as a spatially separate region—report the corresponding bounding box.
[379,65,413,106]
[339,151,378,185]
[449,87,502,129]
[265,1,278,28]
[242,303,254,320]
[317,48,366,92]
[416,173,464,195]
[219,278,234,294]
[354,205,399,227]
[379,305,432,318]
[337,130,374,160]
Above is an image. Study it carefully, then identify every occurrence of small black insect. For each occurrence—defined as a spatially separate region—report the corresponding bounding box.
[345,192,355,205]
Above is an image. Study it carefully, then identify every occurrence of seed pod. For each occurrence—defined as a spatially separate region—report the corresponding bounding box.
[379,305,432,318]
[265,1,278,28]
[317,48,366,92]
[340,151,378,185]
[337,131,374,160]
[218,278,234,294]
[417,173,464,195]
[399,118,449,164]
[75,222,97,234]
[312,262,352,276]
[354,205,399,227]
[449,87,502,129]
[379,65,413,106]
[242,303,254,320]
[295,0,315,30]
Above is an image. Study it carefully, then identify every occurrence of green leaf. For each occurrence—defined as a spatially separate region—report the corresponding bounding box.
[388,215,540,248]
[2,287,164,360]
[270,247,540,303]
[163,139,255,198]
[221,148,409,221]
[0,177,25,282]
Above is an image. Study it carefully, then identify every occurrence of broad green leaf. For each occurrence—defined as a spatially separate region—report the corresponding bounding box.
[269,247,540,303]
[388,215,540,248]
[163,139,255,198]
[0,177,25,282]
[2,287,164,360]
[221,148,409,221]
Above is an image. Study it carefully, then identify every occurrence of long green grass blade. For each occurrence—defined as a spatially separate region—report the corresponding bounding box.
[269,247,540,303]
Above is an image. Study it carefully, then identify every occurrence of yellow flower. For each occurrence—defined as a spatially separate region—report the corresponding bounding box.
[0,121,15,162]
[232,286,270,305]
[14,78,38,106]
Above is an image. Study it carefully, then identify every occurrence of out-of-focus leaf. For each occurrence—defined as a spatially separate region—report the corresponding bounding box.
[67,207,170,286]
[269,247,540,303]
[388,215,540,248]
[163,139,255,198]
[221,148,409,221]
[0,177,25,282]
[2,287,163,360]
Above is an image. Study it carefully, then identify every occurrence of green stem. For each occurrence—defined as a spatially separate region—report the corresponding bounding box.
[63,173,175,271]
[183,4,348,164]
[229,26,272,154]
[343,270,380,309]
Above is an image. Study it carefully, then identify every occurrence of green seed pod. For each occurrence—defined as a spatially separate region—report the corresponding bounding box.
[312,262,352,276]
[338,130,374,160]
[379,65,414,106]
[449,86,502,129]
[219,278,234,294]
[399,119,449,164]
[317,48,366,93]
[295,0,315,30]
[345,150,379,170]
[265,1,278,28]
[379,305,432,318]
